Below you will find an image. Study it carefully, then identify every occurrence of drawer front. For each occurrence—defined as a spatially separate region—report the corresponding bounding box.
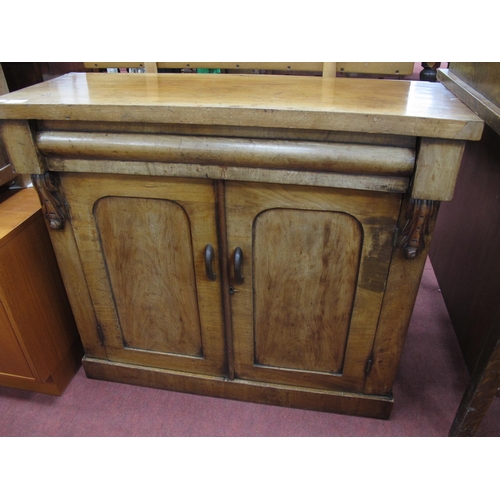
[38,130,414,195]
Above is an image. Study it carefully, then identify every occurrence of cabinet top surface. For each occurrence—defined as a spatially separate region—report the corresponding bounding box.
[0,73,483,140]
[0,188,41,245]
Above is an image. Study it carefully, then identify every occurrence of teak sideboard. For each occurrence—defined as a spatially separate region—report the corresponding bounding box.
[0,73,483,418]
[0,187,82,394]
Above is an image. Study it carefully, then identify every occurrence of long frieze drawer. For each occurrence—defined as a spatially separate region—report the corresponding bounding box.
[36,131,415,177]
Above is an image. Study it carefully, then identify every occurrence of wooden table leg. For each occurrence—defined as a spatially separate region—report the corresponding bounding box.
[449,329,500,436]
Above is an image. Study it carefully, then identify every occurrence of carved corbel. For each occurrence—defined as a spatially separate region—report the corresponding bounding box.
[31,172,66,230]
[399,198,438,259]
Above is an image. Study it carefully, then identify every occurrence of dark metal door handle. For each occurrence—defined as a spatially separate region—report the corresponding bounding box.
[205,244,216,281]
[234,247,244,284]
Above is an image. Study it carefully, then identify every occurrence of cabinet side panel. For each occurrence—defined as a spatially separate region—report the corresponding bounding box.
[0,212,79,382]
[253,209,362,373]
[430,124,500,372]
[364,196,435,396]
[0,300,34,378]
[95,197,203,357]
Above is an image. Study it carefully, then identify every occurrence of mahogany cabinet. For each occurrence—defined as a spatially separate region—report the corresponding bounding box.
[430,64,500,435]
[0,73,483,417]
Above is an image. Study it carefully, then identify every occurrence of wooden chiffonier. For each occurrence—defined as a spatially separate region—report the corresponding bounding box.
[0,73,483,418]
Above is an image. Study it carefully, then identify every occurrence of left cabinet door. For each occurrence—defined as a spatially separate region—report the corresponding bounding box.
[60,173,227,377]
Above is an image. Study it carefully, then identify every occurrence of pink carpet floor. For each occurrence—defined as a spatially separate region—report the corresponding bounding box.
[1,258,498,437]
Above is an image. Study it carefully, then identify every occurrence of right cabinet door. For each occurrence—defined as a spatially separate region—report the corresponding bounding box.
[226,182,402,393]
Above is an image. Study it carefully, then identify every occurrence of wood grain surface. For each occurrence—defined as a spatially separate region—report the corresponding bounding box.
[253,209,362,373]
[0,188,80,386]
[0,188,41,243]
[449,327,500,436]
[226,181,401,392]
[412,138,466,201]
[0,120,46,174]
[0,66,484,414]
[0,299,34,378]
[364,195,437,395]
[430,124,500,372]
[46,158,410,194]
[447,63,500,108]
[95,196,203,357]
[83,356,393,418]
[0,73,483,140]
[36,130,416,176]
[38,120,418,147]
[439,66,500,137]
[60,173,226,376]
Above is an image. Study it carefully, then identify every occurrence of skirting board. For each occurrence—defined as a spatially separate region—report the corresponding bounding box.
[82,356,393,419]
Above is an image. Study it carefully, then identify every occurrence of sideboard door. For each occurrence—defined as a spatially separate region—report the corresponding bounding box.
[226,181,402,392]
[60,173,227,377]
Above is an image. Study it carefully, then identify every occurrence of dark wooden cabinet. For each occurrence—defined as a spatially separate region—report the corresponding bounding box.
[431,64,500,435]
